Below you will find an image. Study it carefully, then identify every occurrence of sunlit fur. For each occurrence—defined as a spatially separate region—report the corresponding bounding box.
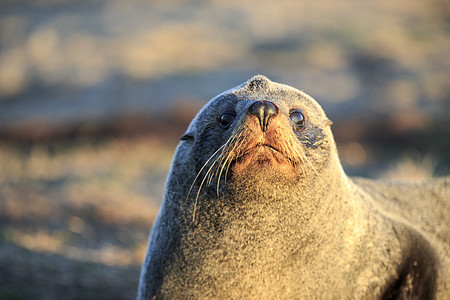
[138,75,449,299]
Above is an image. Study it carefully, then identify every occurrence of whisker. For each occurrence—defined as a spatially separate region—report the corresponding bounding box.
[224,133,246,184]
[305,156,320,179]
[187,144,226,203]
[192,153,227,224]
[189,130,243,224]
[292,144,308,177]
[206,157,221,187]
[211,129,242,188]
[294,144,321,180]
[216,130,244,196]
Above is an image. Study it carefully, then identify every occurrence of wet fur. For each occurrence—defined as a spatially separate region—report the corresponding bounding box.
[138,75,449,299]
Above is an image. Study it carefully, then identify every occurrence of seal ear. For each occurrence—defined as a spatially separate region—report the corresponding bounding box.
[323,119,333,127]
[180,133,194,141]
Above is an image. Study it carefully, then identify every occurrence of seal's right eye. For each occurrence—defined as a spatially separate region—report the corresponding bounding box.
[219,112,236,129]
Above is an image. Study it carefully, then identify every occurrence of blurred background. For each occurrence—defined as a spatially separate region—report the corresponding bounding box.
[0,0,449,299]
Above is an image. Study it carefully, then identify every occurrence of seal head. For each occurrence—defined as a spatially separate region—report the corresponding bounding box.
[186,75,335,199]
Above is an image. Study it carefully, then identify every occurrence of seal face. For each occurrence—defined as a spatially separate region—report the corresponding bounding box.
[187,77,333,201]
[138,75,449,299]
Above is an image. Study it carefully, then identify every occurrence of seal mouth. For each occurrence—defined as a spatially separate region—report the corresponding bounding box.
[236,143,293,164]
[241,143,281,156]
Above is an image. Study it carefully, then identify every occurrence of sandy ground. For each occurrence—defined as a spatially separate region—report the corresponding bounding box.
[0,136,175,299]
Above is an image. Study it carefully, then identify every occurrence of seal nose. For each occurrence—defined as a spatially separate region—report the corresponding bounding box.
[248,101,278,132]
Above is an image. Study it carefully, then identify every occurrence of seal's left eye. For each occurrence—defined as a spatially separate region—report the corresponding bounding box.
[219,113,235,128]
[290,110,305,128]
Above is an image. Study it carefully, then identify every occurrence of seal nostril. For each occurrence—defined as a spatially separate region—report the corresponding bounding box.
[248,101,278,132]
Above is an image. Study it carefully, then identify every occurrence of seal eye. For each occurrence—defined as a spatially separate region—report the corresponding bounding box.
[219,112,235,128]
[290,110,305,128]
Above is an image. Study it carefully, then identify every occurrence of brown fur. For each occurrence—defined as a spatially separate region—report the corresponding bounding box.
[138,75,449,299]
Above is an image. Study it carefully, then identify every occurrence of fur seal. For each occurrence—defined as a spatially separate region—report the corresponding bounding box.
[137,75,449,299]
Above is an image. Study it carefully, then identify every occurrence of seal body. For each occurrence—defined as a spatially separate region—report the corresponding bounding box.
[137,75,449,299]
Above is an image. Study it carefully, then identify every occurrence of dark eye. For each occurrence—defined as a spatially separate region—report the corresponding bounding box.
[219,112,235,128]
[290,110,305,128]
